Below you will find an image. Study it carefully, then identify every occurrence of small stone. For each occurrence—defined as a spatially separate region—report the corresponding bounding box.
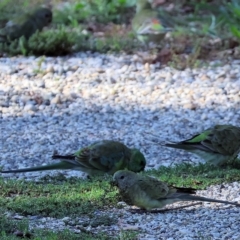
[51,95,61,104]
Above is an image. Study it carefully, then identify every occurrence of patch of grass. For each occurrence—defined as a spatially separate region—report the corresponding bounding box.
[1,163,240,220]
[0,162,240,237]
[0,211,137,239]
[147,162,240,189]
[0,214,112,239]
[0,176,118,218]
[118,230,138,240]
[0,214,29,239]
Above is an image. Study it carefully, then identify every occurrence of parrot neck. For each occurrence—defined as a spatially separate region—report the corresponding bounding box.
[125,148,133,166]
[136,0,152,13]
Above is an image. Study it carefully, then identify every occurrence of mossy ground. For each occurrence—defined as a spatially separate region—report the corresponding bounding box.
[1,162,240,238]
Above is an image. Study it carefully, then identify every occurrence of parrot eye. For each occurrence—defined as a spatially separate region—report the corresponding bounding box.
[120,175,125,179]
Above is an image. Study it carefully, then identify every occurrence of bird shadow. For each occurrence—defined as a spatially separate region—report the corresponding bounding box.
[129,202,203,214]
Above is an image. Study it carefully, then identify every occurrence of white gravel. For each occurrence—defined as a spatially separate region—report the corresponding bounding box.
[1,52,240,239]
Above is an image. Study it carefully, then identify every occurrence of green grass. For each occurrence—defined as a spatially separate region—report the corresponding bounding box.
[147,162,240,189]
[0,175,118,218]
[0,214,138,239]
[0,163,240,217]
[0,204,138,239]
[0,214,124,239]
[0,162,240,238]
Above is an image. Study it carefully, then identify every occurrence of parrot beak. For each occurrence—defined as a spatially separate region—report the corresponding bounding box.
[111,174,118,187]
[110,179,118,187]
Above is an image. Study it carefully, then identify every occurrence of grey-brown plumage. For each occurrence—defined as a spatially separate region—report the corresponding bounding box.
[113,170,240,211]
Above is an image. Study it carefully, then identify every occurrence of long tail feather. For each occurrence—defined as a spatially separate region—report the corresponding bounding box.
[177,194,240,206]
[165,142,214,153]
[1,161,77,173]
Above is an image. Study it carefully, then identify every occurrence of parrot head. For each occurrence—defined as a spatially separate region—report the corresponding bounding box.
[128,149,146,172]
[136,0,152,13]
[33,7,52,26]
[113,170,136,190]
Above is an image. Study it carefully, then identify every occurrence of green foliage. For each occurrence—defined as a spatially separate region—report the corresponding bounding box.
[218,0,240,39]
[1,0,134,26]
[0,0,240,64]
[27,28,83,56]
[0,215,29,239]
[186,0,240,40]
[0,26,137,56]
[0,27,85,56]
[53,0,135,25]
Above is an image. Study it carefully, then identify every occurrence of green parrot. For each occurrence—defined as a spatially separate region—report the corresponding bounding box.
[113,170,240,211]
[0,7,52,43]
[163,124,240,166]
[1,140,146,177]
[132,0,173,44]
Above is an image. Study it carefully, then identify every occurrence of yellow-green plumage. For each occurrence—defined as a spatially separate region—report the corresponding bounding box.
[132,0,172,44]
[113,170,240,211]
[164,124,240,166]
[0,7,52,43]
[1,140,146,177]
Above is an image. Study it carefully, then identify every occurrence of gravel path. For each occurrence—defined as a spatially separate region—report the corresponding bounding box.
[1,52,240,239]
